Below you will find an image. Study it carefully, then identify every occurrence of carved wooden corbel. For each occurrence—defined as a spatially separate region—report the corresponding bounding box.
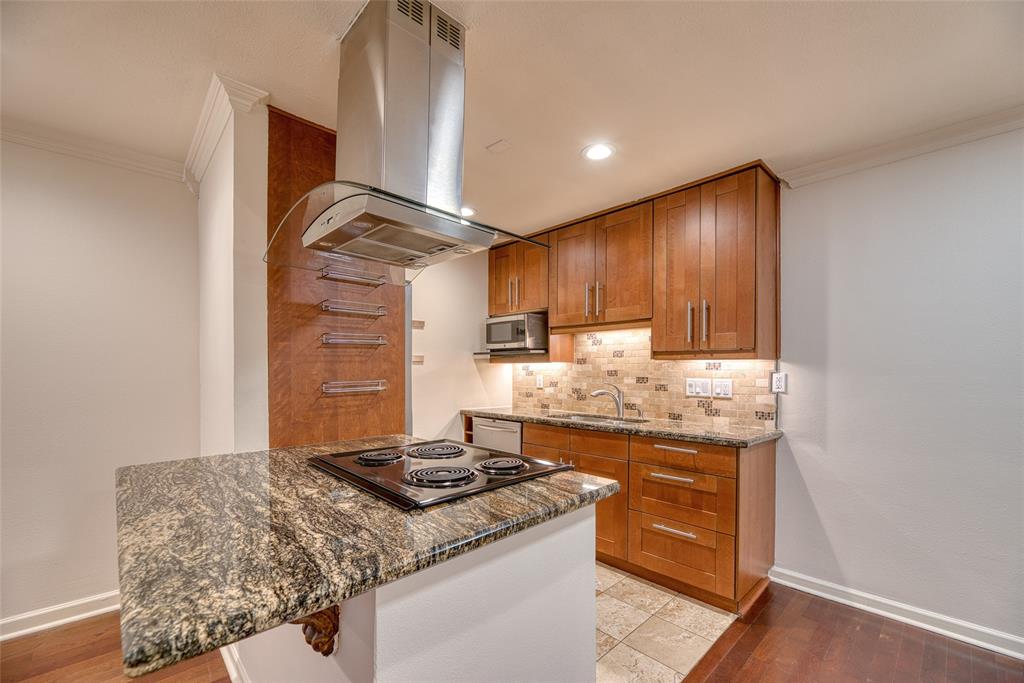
[291,604,340,656]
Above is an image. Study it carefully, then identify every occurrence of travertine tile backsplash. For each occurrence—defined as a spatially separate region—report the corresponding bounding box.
[513,328,777,429]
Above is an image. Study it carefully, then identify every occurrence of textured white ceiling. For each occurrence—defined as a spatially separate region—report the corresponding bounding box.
[3,1,1022,232]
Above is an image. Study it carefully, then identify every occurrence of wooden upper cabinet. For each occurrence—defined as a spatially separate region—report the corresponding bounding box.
[701,172,756,352]
[653,188,701,352]
[595,203,653,323]
[653,167,778,359]
[488,244,516,316]
[515,234,549,312]
[548,220,596,326]
[487,235,549,316]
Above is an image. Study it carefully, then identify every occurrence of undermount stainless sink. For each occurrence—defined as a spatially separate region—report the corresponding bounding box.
[564,413,648,425]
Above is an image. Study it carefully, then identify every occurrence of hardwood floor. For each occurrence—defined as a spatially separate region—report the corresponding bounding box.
[686,584,1024,682]
[0,612,229,683]
[2,587,1020,682]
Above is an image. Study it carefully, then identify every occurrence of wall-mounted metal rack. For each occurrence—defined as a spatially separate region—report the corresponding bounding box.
[321,380,388,395]
[318,265,386,287]
[319,299,387,316]
[321,333,388,346]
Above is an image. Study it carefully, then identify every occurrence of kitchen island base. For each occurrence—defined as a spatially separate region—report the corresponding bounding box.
[224,506,597,682]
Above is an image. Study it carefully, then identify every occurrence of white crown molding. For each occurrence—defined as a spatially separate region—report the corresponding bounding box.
[778,104,1024,188]
[183,73,270,192]
[0,589,120,641]
[770,567,1024,660]
[0,119,183,183]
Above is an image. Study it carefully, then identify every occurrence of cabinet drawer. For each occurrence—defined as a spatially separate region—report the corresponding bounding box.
[522,442,571,465]
[628,511,735,599]
[523,422,570,449]
[628,463,735,534]
[571,429,628,460]
[629,436,737,477]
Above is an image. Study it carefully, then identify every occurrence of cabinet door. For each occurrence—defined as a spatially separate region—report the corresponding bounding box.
[548,221,596,327]
[699,171,756,351]
[573,452,628,559]
[515,234,549,312]
[595,203,653,323]
[488,244,516,316]
[652,188,701,352]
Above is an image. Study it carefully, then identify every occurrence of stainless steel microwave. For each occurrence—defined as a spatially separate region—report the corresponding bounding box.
[485,312,548,351]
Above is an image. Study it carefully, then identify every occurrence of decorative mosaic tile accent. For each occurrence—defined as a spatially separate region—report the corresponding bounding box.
[513,328,776,429]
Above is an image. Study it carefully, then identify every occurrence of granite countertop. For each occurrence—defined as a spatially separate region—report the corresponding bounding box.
[461,407,782,448]
[115,434,618,677]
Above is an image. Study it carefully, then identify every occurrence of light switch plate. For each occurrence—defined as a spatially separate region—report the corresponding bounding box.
[686,378,712,397]
[771,372,788,393]
[712,378,733,398]
[535,373,544,389]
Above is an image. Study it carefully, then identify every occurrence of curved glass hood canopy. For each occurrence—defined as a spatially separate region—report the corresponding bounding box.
[264,180,544,284]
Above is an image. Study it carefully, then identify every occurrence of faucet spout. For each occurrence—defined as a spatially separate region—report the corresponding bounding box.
[590,383,625,419]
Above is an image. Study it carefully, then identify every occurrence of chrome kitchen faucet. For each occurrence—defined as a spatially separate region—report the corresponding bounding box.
[590,383,625,419]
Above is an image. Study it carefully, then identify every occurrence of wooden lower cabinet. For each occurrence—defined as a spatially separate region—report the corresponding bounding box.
[516,418,775,614]
[628,511,735,599]
[573,452,628,559]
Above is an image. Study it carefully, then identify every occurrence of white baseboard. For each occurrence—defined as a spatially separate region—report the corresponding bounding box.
[220,643,252,683]
[0,590,120,641]
[769,567,1024,661]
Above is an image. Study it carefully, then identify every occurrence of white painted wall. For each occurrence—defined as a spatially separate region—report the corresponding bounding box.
[410,252,512,439]
[198,118,235,456]
[196,106,269,456]
[776,129,1024,643]
[0,141,199,620]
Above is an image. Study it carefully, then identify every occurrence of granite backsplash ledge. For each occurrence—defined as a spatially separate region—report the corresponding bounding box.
[512,328,777,430]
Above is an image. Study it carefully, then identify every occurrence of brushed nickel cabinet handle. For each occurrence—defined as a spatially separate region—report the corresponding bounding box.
[653,443,699,455]
[508,279,513,308]
[686,301,693,343]
[595,281,601,318]
[516,277,521,309]
[585,282,591,318]
[702,299,709,343]
[652,523,697,540]
[649,472,695,485]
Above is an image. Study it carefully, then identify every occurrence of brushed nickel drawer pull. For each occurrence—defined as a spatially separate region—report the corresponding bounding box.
[653,444,699,455]
[649,472,695,485]
[652,523,697,540]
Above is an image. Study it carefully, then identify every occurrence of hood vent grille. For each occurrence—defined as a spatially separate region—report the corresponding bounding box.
[396,0,425,25]
[434,13,461,50]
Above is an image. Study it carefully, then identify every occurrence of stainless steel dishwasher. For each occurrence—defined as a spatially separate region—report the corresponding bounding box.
[471,417,522,455]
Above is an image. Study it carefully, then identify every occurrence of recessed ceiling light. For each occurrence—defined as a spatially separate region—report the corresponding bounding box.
[582,143,614,161]
[460,207,475,217]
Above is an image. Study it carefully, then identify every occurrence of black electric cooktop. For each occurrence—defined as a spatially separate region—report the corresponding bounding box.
[309,439,573,510]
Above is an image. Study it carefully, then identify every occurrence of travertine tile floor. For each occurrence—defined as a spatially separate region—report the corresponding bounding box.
[594,562,735,682]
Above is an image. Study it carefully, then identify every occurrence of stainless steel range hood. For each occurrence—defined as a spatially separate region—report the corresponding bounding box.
[265,0,543,281]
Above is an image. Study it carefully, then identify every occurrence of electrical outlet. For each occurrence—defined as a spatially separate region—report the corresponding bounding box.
[771,372,788,393]
[686,378,712,397]
[535,373,544,389]
[712,378,733,398]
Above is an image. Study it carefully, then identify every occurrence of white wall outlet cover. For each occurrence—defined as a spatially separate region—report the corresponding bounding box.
[771,372,788,393]
[535,373,544,389]
[686,378,712,397]
[712,378,733,398]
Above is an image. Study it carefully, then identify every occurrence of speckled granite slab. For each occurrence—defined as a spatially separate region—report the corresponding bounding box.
[115,434,618,677]
[462,407,782,448]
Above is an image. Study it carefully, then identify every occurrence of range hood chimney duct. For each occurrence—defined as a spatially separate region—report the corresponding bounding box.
[267,0,545,281]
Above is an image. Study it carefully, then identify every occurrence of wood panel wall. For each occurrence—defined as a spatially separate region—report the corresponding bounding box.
[267,107,405,447]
